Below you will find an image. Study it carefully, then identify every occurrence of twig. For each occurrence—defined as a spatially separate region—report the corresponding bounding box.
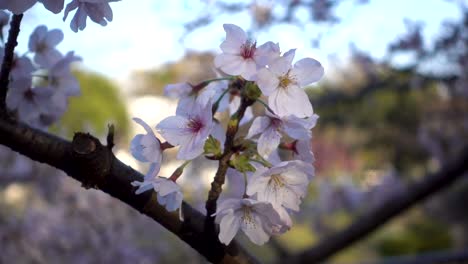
[0,14,23,113]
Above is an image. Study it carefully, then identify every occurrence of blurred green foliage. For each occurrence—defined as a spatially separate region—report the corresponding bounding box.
[51,70,130,141]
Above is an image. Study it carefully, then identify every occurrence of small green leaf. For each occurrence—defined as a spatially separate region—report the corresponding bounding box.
[204,135,222,157]
[231,154,256,173]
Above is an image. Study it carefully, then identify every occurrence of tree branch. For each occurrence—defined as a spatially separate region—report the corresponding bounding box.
[285,146,468,264]
[377,249,468,264]
[0,14,23,113]
[0,117,259,264]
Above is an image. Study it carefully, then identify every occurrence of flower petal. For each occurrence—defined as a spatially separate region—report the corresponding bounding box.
[291,57,324,86]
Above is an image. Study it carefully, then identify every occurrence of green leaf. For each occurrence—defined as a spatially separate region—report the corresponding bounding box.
[230,154,256,173]
[204,135,222,157]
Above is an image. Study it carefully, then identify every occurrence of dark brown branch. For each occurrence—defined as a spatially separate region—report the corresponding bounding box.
[0,14,23,113]
[0,117,259,264]
[376,249,468,264]
[286,146,468,264]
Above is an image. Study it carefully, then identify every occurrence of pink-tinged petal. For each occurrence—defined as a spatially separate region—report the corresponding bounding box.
[269,49,295,76]
[256,68,279,96]
[164,82,192,99]
[157,180,180,196]
[69,3,87,32]
[214,53,244,76]
[133,117,153,135]
[220,24,247,54]
[282,115,313,140]
[268,85,313,118]
[28,25,47,52]
[269,206,292,235]
[156,115,190,146]
[291,57,324,86]
[215,198,242,216]
[257,126,281,158]
[246,174,269,197]
[246,116,271,138]
[45,28,64,46]
[294,139,315,163]
[218,211,241,245]
[40,0,64,14]
[281,190,301,211]
[177,132,206,160]
[239,59,258,81]
[132,180,153,194]
[254,41,280,67]
[0,0,36,14]
[241,213,270,245]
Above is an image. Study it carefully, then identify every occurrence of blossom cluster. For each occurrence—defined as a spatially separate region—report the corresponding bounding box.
[0,13,81,129]
[130,24,324,246]
[0,0,120,32]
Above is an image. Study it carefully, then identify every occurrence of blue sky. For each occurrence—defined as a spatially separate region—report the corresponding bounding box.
[13,0,463,83]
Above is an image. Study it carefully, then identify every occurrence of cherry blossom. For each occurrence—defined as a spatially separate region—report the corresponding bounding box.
[132,176,184,220]
[247,112,318,158]
[6,77,54,124]
[47,51,81,97]
[0,0,37,14]
[130,117,162,175]
[0,0,64,14]
[10,55,34,80]
[214,24,280,80]
[39,0,65,14]
[257,49,324,118]
[214,198,284,245]
[29,25,64,67]
[156,100,213,160]
[64,0,119,32]
[246,160,314,211]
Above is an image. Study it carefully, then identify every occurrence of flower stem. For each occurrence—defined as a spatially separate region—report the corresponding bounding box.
[211,86,231,115]
[169,160,191,181]
[256,98,276,115]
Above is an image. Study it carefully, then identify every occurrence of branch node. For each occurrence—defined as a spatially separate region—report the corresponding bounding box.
[72,132,112,189]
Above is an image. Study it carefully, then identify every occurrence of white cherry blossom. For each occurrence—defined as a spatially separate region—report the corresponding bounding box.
[247,112,318,158]
[132,176,184,220]
[257,49,324,118]
[39,0,65,14]
[29,25,64,67]
[10,55,34,80]
[6,77,54,123]
[214,24,280,80]
[0,0,64,14]
[0,0,36,14]
[64,0,119,32]
[214,198,284,245]
[130,117,162,175]
[157,100,213,160]
[247,160,314,211]
[47,51,81,97]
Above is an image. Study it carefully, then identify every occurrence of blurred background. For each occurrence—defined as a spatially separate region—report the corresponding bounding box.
[1,0,467,263]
